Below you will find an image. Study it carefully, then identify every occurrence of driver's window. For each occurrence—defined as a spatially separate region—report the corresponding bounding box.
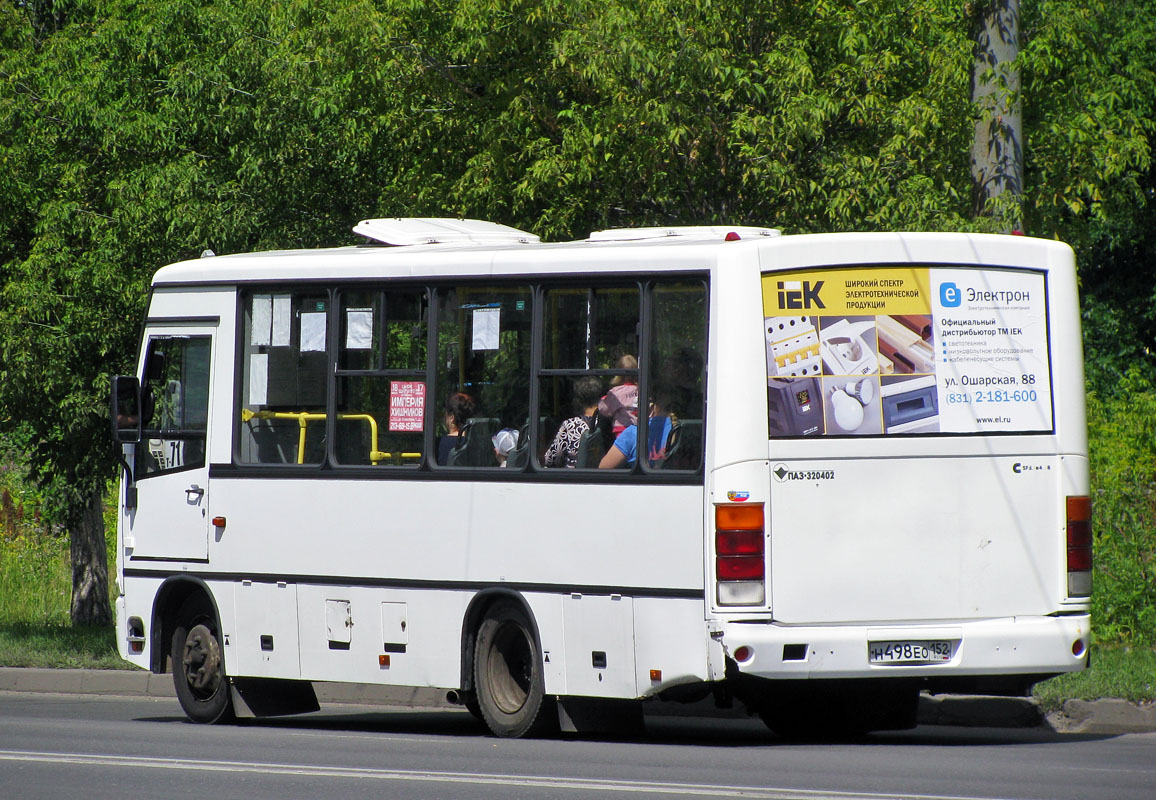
[136,335,211,478]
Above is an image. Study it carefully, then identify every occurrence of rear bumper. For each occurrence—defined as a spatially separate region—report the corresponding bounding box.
[720,614,1090,680]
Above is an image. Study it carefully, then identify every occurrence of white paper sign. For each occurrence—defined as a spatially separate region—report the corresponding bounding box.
[272,295,292,346]
[251,295,272,346]
[346,309,373,350]
[249,353,268,406]
[300,311,327,352]
[472,307,500,351]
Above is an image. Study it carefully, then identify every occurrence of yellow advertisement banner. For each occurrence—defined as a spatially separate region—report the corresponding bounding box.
[762,268,932,317]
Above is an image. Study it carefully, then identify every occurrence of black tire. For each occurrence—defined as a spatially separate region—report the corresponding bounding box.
[171,594,234,724]
[460,691,485,723]
[473,601,556,738]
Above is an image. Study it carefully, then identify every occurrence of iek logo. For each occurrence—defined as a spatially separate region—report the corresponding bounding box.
[777,280,825,310]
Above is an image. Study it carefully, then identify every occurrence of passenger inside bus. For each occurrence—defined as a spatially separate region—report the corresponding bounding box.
[598,383,683,469]
[597,354,639,435]
[544,376,604,468]
[437,392,477,465]
[492,427,520,467]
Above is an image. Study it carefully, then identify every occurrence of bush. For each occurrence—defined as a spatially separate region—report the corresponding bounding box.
[1086,369,1156,645]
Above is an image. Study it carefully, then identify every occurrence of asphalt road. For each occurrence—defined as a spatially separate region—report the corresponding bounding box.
[2,692,1154,800]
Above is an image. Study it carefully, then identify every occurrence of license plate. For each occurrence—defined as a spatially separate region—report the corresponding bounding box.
[869,640,952,664]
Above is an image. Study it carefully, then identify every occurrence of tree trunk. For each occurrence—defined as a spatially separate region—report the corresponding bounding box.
[69,487,112,626]
[970,0,1023,228]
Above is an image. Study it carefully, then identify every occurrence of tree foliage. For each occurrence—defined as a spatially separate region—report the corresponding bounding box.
[1,0,1154,632]
[1086,371,1156,644]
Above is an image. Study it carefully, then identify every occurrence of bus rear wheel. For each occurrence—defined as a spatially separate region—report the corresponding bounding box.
[171,594,234,724]
[473,601,555,738]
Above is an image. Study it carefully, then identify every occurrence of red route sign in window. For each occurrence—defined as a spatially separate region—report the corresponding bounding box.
[389,381,426,432]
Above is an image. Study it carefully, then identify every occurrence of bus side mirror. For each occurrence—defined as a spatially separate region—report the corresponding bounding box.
[111,375,142,444]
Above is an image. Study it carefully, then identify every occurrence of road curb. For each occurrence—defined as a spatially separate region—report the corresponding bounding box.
[2,668,1153,734]
[1046,698,1156,734]
[917,693,1043,728]
[0,667,451,708]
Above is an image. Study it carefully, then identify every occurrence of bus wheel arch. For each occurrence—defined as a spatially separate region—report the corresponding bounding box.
[157,581,234,724]
[461,591,556,737]
[151,576,218,675]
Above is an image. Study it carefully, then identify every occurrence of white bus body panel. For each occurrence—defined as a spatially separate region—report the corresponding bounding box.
[707,232,1089,681]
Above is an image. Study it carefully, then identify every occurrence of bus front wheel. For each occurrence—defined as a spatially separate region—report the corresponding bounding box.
[473,601,555,738]
[171,594,235,724]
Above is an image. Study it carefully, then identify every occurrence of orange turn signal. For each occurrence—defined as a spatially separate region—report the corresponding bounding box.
[715,503,764,531]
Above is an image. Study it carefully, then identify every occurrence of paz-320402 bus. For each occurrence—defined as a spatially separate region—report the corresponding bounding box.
[111,219,1090,737]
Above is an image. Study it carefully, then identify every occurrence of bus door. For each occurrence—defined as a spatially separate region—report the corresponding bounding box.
[125,325,215,562]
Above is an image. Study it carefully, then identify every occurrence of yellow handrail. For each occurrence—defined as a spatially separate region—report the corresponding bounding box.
[241,408,421,465]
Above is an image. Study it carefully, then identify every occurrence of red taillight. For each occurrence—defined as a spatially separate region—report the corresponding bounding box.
[716,529,763,555]
[715,504,765,603]
[1067,524,1092,570]
[1066,495,1092,596]
[717,555,764,580]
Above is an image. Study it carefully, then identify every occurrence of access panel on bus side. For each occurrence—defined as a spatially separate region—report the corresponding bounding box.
[761,263,1066,625]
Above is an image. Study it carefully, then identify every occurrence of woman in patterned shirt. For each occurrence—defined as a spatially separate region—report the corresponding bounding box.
[544,376,604,468]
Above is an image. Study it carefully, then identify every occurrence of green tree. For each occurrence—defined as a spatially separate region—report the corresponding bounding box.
[1,0,1154,634]
[970,0,1023,228]
[0,0,425,622]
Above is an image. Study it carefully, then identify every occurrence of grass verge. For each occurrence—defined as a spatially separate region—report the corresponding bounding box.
[1032,645,1156,712]
[0,622,128,670]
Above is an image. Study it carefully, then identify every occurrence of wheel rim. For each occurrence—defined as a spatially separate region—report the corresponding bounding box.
[182,623,223,699]
[486,620,533,715]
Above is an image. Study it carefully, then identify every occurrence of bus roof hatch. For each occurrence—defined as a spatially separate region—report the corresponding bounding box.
[587,226,780,242]
[354,218,541,246]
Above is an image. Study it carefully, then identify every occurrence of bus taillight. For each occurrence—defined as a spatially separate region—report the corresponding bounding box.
[715,503,765,606]
[1066,496,1092,597]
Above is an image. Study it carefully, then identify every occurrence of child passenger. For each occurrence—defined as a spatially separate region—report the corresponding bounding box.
[598,354,639,435]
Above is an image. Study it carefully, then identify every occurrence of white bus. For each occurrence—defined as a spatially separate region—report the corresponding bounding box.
[111,219,1091,737]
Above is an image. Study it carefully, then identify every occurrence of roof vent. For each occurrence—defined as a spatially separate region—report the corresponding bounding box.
[587,225,780,242]
[353,218,540,246]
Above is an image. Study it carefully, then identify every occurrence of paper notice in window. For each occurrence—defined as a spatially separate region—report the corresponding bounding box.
[472,307,500,351]
[249,353,268,406]
[346,308,373,350]
[272,295,292,346]
[251,295,272,346]
[389,381,426,432]
[300,311,327,352]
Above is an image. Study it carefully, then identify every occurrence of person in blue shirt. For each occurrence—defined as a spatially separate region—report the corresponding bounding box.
[599,383,681,469]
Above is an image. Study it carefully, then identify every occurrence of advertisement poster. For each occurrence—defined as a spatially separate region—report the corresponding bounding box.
[762,266,1052,437]
[389,381,426,432]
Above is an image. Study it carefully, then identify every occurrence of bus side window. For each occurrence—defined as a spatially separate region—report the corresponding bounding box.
[434,285,532,468]
[538,284,640,470]
[645,281,706,471]
[238,291,328,465]
[136,335,210,479]
[333,289,427,466]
